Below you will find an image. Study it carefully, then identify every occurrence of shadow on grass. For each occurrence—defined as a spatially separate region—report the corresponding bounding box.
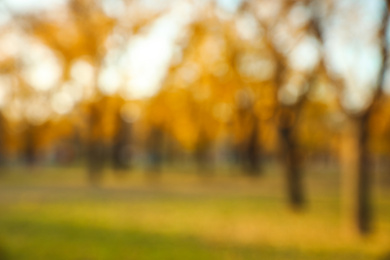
[379,252,390,260]
[0,218,370,260]
[0,243,8,260]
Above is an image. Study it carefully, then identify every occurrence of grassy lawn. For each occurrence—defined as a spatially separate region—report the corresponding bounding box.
[0,166,389,259]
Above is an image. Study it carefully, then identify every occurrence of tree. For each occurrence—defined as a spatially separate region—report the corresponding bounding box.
[310,0,390,234]
[23,0,162,182]
[240,0,326,209]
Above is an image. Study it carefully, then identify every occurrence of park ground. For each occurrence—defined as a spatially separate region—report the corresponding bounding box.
[0,165,390,259]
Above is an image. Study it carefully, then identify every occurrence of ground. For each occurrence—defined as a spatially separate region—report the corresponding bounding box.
[0,165,389,259]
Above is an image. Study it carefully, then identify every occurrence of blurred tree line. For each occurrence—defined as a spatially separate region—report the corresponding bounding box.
[0,0,389,236]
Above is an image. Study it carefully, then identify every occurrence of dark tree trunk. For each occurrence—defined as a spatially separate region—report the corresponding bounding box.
[86,105,105,184]
[342,115,371,235]
[24,125,37,167]
[194,133,213,177]
[244,119,261,176]
[278,108,304,210]
[86,141,105,184]
[236,102,262,176]
[147,127,164,174]
[112,115,132,171]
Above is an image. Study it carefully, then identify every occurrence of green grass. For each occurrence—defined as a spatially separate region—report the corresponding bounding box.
[0,166,389,259]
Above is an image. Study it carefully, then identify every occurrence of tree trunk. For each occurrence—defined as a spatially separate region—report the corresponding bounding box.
[237,109,262,176]
[86,141,105,184]
[147,127,164,174]
[278,108,304,210]
[24,125,37,167]
[86,104,105,184]
[341,115,371,235]
[245,119,261,176]
[194,133,213,177]
[112,115,132,171]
